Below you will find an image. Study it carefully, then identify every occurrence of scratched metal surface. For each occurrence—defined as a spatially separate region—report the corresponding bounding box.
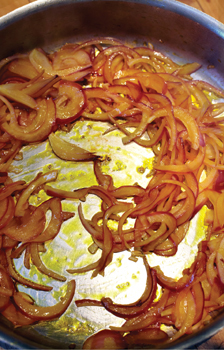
[7,121,204,349]
[0,1,224,349]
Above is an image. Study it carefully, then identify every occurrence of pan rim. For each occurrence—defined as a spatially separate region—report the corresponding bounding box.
[0,0,224,37]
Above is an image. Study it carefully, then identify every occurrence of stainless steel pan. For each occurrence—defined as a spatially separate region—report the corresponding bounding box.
[0,1,224,348]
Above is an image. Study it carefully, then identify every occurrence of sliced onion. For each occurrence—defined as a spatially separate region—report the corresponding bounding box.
[101,258,157,318]
[30,243,66,282]
[5,249,53,291]
[1,36,224,346]
[2,206,46,242]
[2,98,56,143]
[49,132,98,161]
[55,81,86,123]
[15,170,58,217]
[13,280,75,320]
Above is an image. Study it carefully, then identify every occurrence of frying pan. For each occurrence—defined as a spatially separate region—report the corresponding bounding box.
[0,0,224,348]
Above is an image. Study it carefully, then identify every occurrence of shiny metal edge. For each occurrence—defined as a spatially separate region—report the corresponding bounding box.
[1,0,224,36]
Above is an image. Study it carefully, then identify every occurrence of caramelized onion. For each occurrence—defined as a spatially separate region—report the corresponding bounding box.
[5,249,53,291]
[1,36,224,347]
[49,132,98,161]
[15,170,58,217]
[13,280,75,320]
[30,243,66,282]
[2,98,55,143]
[2,206,46,242]
[101,259,157,318]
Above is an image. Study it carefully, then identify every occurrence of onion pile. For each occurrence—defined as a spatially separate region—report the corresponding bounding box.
[0,37,224,347]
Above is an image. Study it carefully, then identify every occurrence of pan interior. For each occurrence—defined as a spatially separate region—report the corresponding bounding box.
[0,1,224,349]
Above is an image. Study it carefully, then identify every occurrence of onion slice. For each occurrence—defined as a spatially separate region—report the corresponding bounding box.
[30,243,66,282]
[5,249,53,291]
[101,258,157,318]
[48,132,98,161]
[15,170,58,217]
[13,280,75,320]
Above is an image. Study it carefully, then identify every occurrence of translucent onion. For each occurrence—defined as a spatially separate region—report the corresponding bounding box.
[1,36,224,347]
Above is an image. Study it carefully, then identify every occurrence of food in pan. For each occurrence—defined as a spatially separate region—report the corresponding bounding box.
[0,37,224,348]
